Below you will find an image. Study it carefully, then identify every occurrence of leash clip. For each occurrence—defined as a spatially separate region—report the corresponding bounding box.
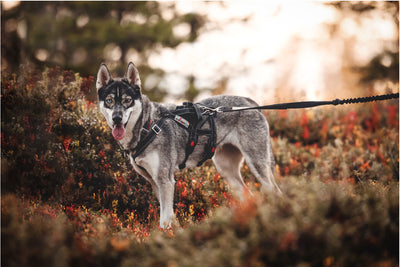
[200,105,224,115]
[215,106,224,113]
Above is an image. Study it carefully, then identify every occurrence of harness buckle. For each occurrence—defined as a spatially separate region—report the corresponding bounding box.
[140,127,149,136]
[152,124,162,135]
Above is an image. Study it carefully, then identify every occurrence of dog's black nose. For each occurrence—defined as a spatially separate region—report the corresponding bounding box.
[112,112,123,125]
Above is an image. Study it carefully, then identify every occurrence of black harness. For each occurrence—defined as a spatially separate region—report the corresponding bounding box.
[129,102,217,169]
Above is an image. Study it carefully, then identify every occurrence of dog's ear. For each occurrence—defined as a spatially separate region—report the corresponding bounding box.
[125,62,141,88]
[96,63,112,91]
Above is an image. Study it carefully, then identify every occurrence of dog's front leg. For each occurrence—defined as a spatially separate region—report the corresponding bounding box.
[134,152,176,229]
[157,178,176,229]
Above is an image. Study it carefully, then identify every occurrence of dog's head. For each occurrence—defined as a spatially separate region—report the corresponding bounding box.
[96,62,142,140]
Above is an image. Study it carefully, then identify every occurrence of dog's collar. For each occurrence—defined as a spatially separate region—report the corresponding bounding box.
[121,114,152,158]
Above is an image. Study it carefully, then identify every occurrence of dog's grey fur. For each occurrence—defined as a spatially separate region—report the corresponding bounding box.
[97,62,281,228]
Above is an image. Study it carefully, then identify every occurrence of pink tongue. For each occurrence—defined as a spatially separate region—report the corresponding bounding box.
[112,125,126,140]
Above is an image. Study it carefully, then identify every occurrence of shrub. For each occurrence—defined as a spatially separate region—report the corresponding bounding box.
[1,68,156,221]
[1,68,233,225]
[2,179,398,267]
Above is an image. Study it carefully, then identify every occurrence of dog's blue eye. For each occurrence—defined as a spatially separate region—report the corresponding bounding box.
[105,97,114,106]
[122,96,133,106]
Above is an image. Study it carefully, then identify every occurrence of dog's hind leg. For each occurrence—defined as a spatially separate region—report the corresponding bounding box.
[212,144,250,198]
[240,143,281,194]
[234,125,281,194]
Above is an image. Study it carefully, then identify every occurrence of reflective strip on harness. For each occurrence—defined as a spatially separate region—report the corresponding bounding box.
[174,115,190,128]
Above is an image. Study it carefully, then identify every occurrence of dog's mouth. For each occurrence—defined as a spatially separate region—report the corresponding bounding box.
[112,124,126,140]
[111,111,132,141]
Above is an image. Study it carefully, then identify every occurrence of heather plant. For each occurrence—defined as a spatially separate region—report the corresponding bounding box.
[2,68,155,220]
[2,179,398,267]
[1,68,399,266]
[1,68,233,224]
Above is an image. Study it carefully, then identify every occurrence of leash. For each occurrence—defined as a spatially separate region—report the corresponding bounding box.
[211,93,399,113]
[128,93,398,164]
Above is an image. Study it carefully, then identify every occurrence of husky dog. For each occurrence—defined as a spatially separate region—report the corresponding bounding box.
[96,62,280,228]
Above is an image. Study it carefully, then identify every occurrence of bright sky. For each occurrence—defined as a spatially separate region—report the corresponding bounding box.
[147,1,397,103]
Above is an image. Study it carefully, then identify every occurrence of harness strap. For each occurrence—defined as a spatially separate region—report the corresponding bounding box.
[197,113,217,167]
[179,130,198,169]
[176,102,203,120]
[178,103,212,169]
[122,116,151,157]
[130,115,169,159]
[139,117,152,139]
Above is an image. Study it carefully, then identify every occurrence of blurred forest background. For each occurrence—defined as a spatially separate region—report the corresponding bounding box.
[2,1,205,101]
[2,1,399,102]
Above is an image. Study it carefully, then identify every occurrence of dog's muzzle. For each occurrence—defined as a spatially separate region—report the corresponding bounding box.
[112,111,123,125]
